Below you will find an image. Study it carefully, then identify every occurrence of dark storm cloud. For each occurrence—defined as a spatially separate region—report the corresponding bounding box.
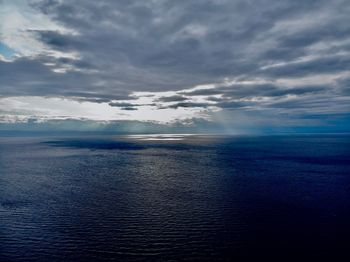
[261,55,350,78]
[266,95,350,114]
[72,93,137,103]
[336,77,350,95]
[160,102,209,109]
[185,83,327,100]
[0,57,137,102]
[31,30,75,49]
[120,107,138,111]
[108,102,138,108]
[1,0,350,120]
[108,102,155,108]
[215,101,254,109]
[156,95,188,102]
[177,82,342,112]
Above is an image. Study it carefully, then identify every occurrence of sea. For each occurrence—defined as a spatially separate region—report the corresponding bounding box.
[0,134,349,261]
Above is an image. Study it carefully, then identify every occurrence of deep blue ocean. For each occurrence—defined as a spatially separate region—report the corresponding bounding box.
[0,135,349,261]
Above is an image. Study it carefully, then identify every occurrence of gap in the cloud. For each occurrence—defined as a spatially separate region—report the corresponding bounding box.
[0,42,16,60]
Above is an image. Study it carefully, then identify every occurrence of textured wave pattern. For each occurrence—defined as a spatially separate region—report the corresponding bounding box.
[1,135,350,261]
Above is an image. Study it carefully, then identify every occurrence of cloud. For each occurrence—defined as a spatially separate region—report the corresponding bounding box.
[120,107,138,111]
[0,0,76,58]
[108,102,140,108]
[156,95,188,102]
[163,102,210,109]
[0,0,350,132]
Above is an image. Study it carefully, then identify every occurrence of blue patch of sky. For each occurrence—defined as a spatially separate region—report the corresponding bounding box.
[0,42,16,59]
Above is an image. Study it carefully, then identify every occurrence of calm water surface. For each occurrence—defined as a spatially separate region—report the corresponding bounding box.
[0,135,349,261]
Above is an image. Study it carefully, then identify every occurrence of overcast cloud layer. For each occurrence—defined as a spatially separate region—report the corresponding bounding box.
[0,0,350,133]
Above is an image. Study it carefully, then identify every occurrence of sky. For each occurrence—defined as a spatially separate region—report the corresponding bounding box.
[0,0,350,134]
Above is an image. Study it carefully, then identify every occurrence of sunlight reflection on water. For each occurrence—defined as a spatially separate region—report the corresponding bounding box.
[124,134,195,141]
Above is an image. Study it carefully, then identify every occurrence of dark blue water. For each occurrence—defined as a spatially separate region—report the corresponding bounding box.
[1,135,349,261]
